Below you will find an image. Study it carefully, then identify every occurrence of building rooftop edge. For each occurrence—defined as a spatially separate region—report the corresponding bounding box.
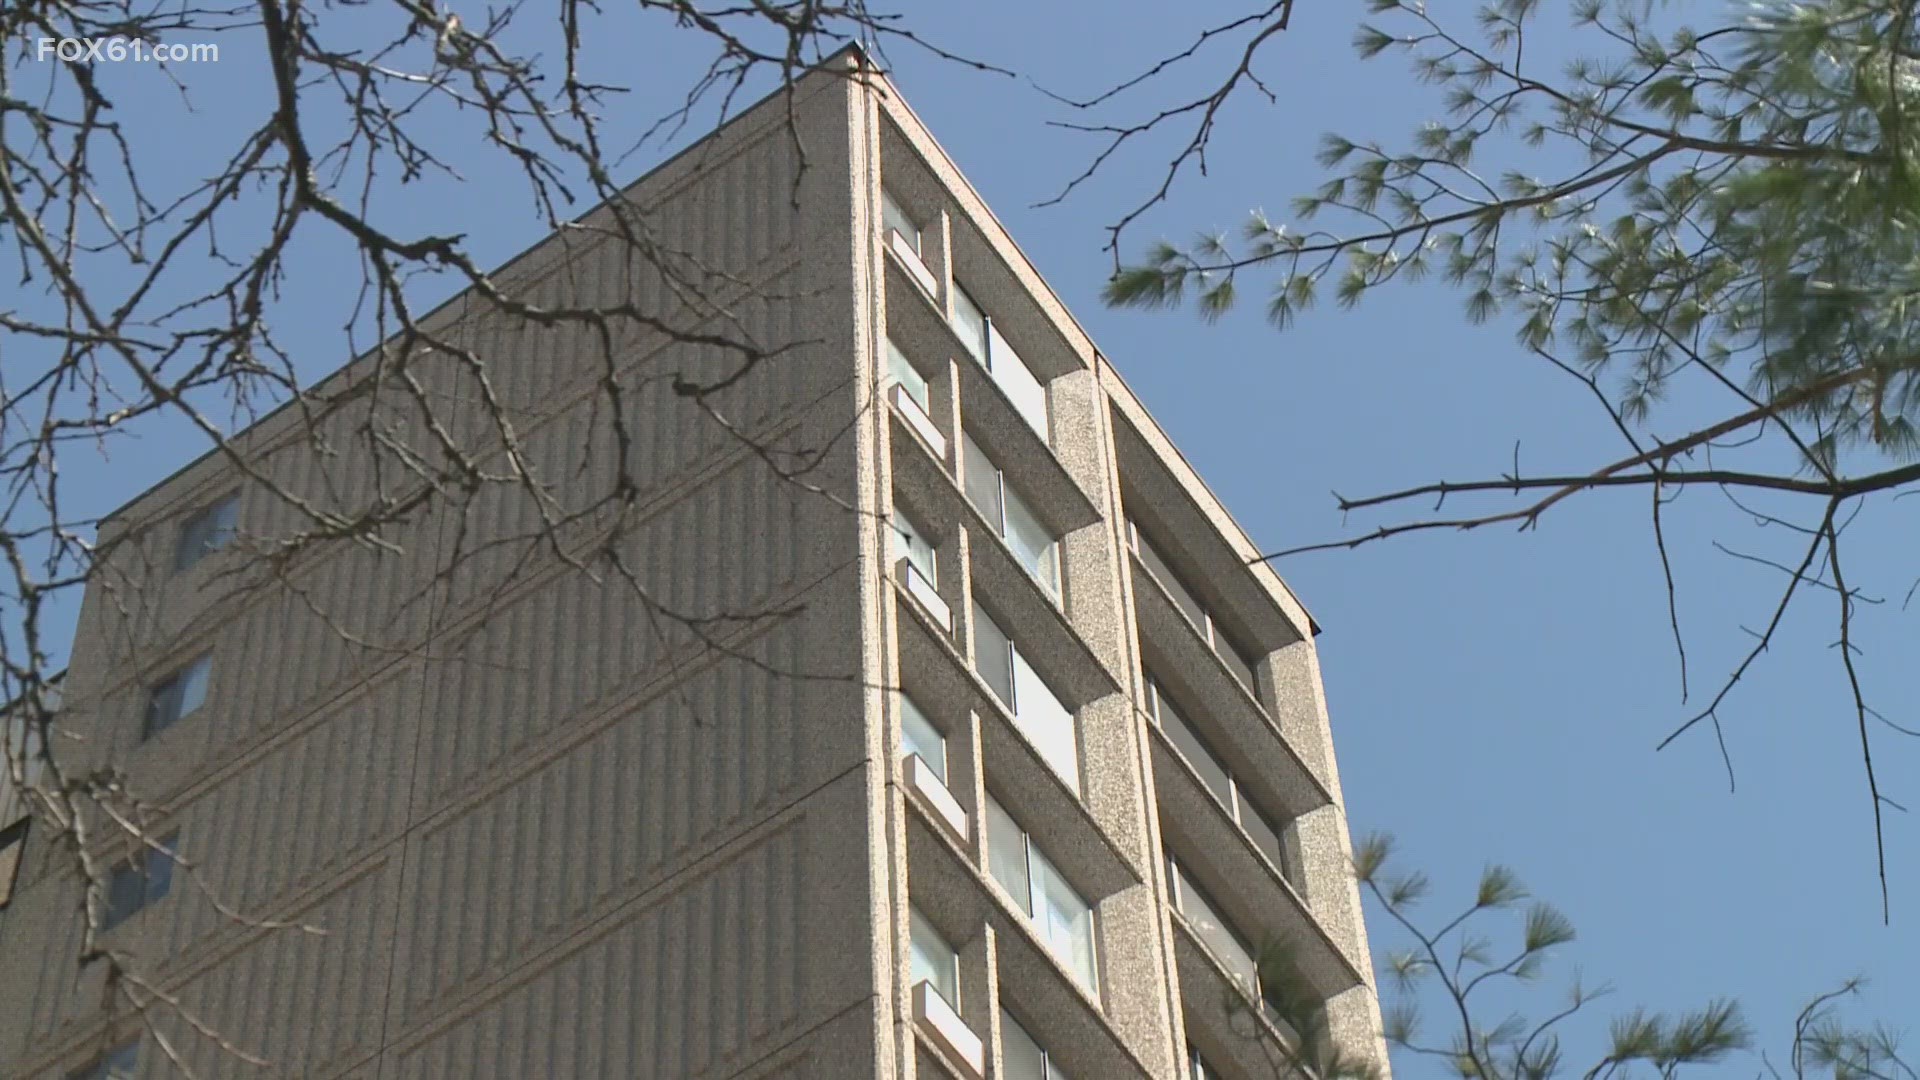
[91,43,1323,637]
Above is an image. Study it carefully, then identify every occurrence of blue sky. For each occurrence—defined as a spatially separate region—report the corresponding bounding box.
[877,0,1918,1060]
[21,0,1915,1068]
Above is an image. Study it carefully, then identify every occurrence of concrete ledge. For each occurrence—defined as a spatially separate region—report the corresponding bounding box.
[913,979,984,1078]
[890,382,949,464]
[889,229,941,299]
[906,753,970,846]
[897,557,952,633]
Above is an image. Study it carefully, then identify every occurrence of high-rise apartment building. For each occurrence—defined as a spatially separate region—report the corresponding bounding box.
[0,48,1386,1080]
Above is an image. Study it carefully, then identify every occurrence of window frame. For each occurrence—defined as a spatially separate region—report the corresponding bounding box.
[173,490,240,572]
[142,653,212,741]
[886,337,932,412]
[1166,853,1303,1042]
[1001,1006,1071,1080]
[891,506,939,588]
[1167,854,1260,987]
[970,601,1078,790]
[952,281,1049,439]
[898,689,948,782]
[1187,1043,1226,1080]
[882,188,922,256]
[962,431,1061,602]
[1146,674,1298,885]
[101,832,178,931]
[909,904,962,1010]
[953,282,989,364]
[1128,518,1264,697]
[984,793,1099,997]
[66,1039,140,1080]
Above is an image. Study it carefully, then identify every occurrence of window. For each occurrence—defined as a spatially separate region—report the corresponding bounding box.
[953,283,989,362]
[899,691,947,781]
[1001,1009,1071,1080]
[1168,855,1258,992]
[893,507,951,630]
[1167,855,1300,1042]
[0,816,27,908]
[102,834,177,931]
[985,794,1097,994]
[1147,676,1298,884]
[883,191,940,297]
[1128,519,1263,694]
[886,338,948,460]
[883,189,922,255]
[971,603,1078,790]
[67,1040,140,1080]
[887,338,931,412]
[963,432,1060,601]
[1188,1044,1226,1080]
[953,284,1048,439]
[143,654,211,740]
[909,906,961,1008]
[174,491,239,571]
[892,509,938,587]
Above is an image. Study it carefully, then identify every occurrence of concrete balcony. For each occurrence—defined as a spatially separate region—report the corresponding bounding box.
[1151,725,1362,998]
[1172,916,1319,1080]
[1133,557,1328,819]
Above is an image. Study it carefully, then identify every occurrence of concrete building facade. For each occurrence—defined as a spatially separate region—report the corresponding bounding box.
[0,50,1386,1080]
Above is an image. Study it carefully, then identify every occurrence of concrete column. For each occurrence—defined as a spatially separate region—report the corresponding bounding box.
[961,920,998,1057]
[1097,883,1187,1080]
[1259,637,1337,786]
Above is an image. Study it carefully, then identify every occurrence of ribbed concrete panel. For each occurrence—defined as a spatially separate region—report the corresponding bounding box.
[648,123,800,284]
[139,672,418,965]
[0,679,413,1075]
[391,630,815,1022]
[388,783,875,1080]
[487,109,809,316]
[142,856,402,1080]
[728,1006,886,1080]
[247,350,469,526]
[70,357,464,680]
[0,866,99,1066]
[411,456,806,818]
[55,524,437,799]
[426,117,816,436]
[429,301,817,620]
[437,280,807,452]
[179,540,434,756]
